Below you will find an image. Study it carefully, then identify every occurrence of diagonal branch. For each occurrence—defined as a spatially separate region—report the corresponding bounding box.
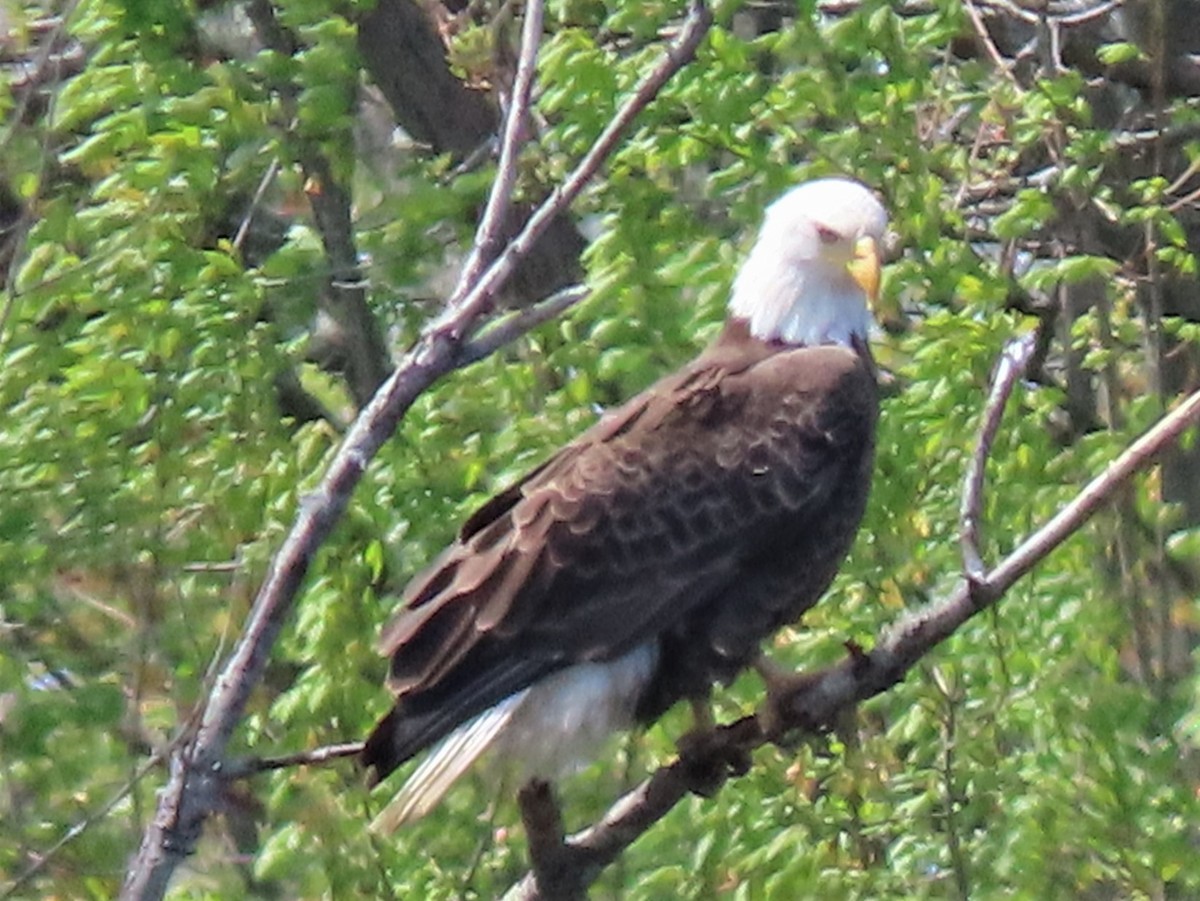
[459,285,590,367]
[444,0,713,341]
[118,7,712,899]
[503,381,1200,901]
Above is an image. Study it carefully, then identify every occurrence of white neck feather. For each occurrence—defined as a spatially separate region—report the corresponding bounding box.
[727,177,885,347]
[729,244,872,347]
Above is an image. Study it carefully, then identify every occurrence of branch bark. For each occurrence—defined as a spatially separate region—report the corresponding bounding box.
[118,7,711,898]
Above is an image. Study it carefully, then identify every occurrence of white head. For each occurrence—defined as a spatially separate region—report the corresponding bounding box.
[729,177,887,347]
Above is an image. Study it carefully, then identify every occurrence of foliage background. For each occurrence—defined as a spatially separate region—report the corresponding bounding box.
[1,0,1199,897]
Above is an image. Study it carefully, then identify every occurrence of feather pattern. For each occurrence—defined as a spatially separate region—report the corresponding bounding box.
[362,321,878,781]
[362,177,888,825]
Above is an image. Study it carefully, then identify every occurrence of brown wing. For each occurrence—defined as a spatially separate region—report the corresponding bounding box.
[363,323,877,781]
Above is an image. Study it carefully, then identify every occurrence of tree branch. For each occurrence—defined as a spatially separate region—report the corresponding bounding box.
[960,332,1036,586]
[459,285,590,367]
[222,742,364,779]
[516,780,585,901]
[502,382,1200,900]
[119,8,711,899]
[453,0,545,302]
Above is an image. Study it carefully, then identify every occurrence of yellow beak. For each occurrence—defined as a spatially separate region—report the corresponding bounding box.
[847,236,881,305]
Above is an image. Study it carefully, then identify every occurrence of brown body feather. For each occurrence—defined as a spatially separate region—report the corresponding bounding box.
[362,318,878,783]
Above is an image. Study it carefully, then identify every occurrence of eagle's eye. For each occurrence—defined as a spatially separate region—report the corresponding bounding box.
[816,225,841,244]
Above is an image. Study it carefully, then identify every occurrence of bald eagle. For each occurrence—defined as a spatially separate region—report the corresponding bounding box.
[363,177,887,830]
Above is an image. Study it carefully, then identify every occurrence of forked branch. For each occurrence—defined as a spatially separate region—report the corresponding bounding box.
[118,7,712,899]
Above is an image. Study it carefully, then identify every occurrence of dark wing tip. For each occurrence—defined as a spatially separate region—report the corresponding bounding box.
[361,707,402,785]
[364,705,441,786]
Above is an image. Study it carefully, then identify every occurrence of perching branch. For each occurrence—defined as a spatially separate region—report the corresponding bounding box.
[119,7,711,899]
[517,781,584,901]
[503,379,1200,901]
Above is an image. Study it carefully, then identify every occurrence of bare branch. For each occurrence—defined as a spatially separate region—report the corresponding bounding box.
[516,780,585,901]
[444,0,713,340]
[459,285,589,367]
[223,742,364,779]
[453,0,545,301]
[502,384,1200,900]
[963,0,1023,87]
[960,333,1036,586]
[119,9,711,899]
[231,157,282,255]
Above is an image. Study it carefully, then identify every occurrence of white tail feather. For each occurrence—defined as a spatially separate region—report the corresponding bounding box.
[369,689,529,833]
[369,643,659,831]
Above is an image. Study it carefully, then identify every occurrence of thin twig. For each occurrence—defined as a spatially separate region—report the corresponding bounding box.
[223,742,364,779]
[1055,0,1123,27]
[231,157,282,254]
[960,333,1036,586]
[502,384,1200,901]
[119,9,711,900]
[458,284,589,367]
[3,752,163,900]
[1166,182,1200,214]
[181,560,242,574]
[963,0,1022,88]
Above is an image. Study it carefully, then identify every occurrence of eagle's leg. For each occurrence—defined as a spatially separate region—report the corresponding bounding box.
[673,693,715,764]
[689,695,715,733]
[674,692,751,797]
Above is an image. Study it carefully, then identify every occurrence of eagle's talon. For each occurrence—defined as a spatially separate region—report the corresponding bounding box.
[676,728,750,798]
